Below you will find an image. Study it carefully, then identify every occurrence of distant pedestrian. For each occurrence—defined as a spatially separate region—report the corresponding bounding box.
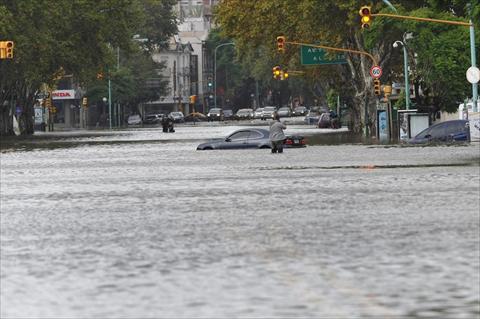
[269,112,286,153]
[162,115,175,133]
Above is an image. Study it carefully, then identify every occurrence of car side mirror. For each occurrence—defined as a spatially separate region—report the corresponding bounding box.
[424,134,432,139]
[225,138,231,142]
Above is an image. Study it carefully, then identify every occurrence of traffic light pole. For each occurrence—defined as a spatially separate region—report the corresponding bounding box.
[214,42,235,110]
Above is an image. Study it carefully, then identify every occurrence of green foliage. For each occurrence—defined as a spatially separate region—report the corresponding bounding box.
[215,0,478,119]
[0,0,177,135]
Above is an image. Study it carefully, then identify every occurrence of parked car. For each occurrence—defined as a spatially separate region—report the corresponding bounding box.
[223,109,234,120]
[127,114,142,125]
[235,108,254,120]
[409,120,470,144]
[143,113,163,124]
[261,106,277,120]
[168,111,185,123]
[304,110,321,125]
[254,108,264,119]
[316,111,340,129]
[277,107,292,118]
[184,112,207,122]
[292,106,307,116]
[197,128,306,150]
[207,108,224,121]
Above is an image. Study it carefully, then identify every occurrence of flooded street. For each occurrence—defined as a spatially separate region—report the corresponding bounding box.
[1,124,479,318]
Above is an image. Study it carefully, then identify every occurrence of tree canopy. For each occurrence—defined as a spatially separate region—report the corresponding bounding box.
[0,0,177,135]
[215,0,479,133]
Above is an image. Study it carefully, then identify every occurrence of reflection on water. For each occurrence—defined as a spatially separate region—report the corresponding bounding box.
[1,126,479,318]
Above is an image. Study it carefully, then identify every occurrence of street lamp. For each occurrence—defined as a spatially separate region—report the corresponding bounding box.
[214,42,235,109]
[393,36,411,110]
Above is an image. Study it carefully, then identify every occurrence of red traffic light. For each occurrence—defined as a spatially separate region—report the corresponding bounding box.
[360,6,370,16]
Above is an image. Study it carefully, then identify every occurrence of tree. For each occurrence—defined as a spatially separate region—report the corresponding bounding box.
[215,0,478,134]
[0,0,177,136]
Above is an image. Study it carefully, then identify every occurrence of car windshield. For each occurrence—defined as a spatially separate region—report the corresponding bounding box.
[295,107,306,110]
[170,112,182,116]
[279,107,289,111]
[264,107,276,112]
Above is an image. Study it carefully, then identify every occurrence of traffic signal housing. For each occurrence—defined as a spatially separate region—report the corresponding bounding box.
[82,97,88,108]
[373,79,381,96]
[276,36,285,53]
[359,6,372,29]
[272,66,281,79]
[0,41,14,59]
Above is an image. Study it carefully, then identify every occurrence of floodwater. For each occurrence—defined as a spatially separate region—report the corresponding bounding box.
[1,124,479,318]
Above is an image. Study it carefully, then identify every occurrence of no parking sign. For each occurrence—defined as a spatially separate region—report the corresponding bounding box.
[370,65,382,79]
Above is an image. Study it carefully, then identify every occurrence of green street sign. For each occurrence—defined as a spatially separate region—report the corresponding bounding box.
[301,45,347,65]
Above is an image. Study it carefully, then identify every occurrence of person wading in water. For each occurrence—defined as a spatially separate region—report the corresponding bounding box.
[269,112,286,153]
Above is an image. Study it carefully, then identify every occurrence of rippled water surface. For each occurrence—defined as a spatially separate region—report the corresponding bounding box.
[1,125,479,318]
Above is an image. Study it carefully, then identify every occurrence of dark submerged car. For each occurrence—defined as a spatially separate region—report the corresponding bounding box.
[197,128,306,150]
[207,108,224,121]
[409,120,470,144]
[143,113,163,124]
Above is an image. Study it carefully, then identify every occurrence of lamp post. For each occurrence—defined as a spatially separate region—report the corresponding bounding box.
[108,77,112,129]
[469,20,478,112]
[214,42,235,109]
[393,38,411,110]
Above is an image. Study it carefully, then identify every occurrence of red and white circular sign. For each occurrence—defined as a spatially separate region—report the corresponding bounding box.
[370,65,383,79]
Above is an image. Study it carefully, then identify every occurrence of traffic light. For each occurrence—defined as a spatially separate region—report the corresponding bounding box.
[373,79,381,95]
[0,41,14,59]
[207,77,213,89]
[276,36,285,53]
[189,95,197,104]
[82,97,88,108]
[272,66,281,79]
[283,71,289,79]
[359,6,372,29]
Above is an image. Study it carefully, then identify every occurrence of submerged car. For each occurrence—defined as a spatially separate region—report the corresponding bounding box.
[235,108,254,120]
[254,108,264,119]
[127,114,142,125]
[207,108,224,121]
[197,128,306,150]
[168,111,185,123]
[409,120,470,144]
[304,110,321,125]
[143,113,163,124]
[277,107,292,118]
[223,109,234,120]
[261,106,277,120]
[292,106,307,116]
